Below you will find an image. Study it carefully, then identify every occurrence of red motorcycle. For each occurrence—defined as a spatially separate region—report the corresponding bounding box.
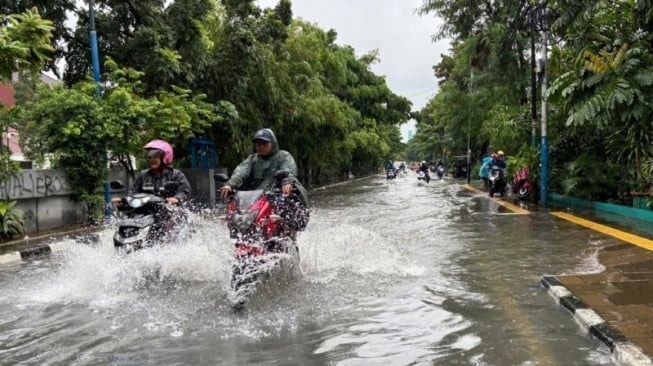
[214,170,308,307]
[512,166,534,200]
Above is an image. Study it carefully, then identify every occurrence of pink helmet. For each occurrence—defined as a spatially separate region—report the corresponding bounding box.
[144,139,174,165]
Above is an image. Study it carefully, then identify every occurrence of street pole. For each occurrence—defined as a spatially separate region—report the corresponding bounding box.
[530,7,538,148]
[467,70,473,184]
[540,6,549,207]
[89,0,111,217]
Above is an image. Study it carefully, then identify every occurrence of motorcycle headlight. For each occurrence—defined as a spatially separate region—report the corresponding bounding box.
[232,211,259,232]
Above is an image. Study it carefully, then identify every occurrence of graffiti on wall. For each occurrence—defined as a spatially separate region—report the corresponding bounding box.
[0,170,72,199]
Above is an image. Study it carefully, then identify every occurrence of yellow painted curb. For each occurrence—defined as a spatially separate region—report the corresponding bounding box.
[464,184,530,215]
[551,211,653,251]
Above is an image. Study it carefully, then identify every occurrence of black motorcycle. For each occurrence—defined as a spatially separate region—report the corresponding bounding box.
[112,181,188,252]
[386,167,397,180]
[436,165,445,179]
[488,166,506,198]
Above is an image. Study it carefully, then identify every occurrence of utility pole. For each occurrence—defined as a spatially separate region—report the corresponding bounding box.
[540,5,549,207]
[89,0,111,217]
[466,70,473,184]
[530,7,538,148]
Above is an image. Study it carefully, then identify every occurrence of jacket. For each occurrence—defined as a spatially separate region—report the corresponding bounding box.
[130,167,191,202]
[227,129,309,204]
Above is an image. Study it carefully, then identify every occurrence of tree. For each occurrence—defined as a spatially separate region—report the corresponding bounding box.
[0,7,54,80]
[16,60,232,222]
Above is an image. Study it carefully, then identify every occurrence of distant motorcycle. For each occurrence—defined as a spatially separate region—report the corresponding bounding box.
[512,166,534,200]
[417,170,431,184]
[112,181,189,252]
[436,165,445,179]
[488,166,506,198]
[386,167,397,180]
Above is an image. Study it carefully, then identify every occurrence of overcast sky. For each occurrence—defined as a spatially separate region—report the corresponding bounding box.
[256,0,451,140]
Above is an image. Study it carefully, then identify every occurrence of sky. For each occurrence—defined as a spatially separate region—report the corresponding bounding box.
[256,0,451,141]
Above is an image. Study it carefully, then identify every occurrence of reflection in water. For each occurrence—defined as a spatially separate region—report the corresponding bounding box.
[0,175,613,365]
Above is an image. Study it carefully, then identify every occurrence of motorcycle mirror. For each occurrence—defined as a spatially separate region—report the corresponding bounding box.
[274,170,289,180]
[110,180,125,190]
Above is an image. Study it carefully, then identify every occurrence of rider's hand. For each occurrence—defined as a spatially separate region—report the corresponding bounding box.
[111,197,122,205]
[282,183,293,196]
[220,185,232,199]
[167,197,179,205]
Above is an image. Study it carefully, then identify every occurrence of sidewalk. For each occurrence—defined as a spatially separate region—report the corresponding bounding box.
[462,183,653,363]
[553,242,653,357]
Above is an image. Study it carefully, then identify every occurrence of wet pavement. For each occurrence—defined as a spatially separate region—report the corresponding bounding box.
[556,241,653,357]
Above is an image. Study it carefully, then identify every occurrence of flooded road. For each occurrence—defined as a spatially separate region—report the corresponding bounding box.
[0,173,613,365]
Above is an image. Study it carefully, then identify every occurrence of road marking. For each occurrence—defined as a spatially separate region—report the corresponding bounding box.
[550,211,653,251]
[464,184,530,215]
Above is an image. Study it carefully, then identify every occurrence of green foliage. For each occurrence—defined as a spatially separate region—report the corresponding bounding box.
[419,0,653,202]
[0,7,54,80]
[16,60,230,222]
[0,200,24,240]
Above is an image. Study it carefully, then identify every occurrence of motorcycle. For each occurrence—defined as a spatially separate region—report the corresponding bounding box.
[112,181,189,252]
[488,166,506,198]
[214,170,308,308]
[436,165,445,179]
[386,167,397,180]
[417,170,431,184]
[512,166,534,200]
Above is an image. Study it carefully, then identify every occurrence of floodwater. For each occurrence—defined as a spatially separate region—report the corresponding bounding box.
[0,173,615,365]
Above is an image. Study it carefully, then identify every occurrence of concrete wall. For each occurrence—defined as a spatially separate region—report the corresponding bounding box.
[5,168,224,235]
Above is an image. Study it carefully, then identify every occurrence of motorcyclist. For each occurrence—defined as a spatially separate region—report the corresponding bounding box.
[479,153,495,191]
[220,128,309,230]
[398,162,406,173]
[491,150,507,169]
[419,160,431,182]
[112,139,191,205]
[386,160,394,171]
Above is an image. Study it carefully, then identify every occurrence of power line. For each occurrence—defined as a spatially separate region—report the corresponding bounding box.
[406,86,439,98]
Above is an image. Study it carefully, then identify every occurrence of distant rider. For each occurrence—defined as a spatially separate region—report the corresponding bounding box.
[112,139,191,205]
[220,128,309,231]
[419,160,431,183]
[491,150,507,170]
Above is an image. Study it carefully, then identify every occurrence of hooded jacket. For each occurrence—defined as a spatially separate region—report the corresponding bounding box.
[227,129,308,204]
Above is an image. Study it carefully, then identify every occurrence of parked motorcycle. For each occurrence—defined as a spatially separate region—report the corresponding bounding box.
[488,166,506,198]
[512,166,534,200]
[214,170,308,308]
[112,181,189,252]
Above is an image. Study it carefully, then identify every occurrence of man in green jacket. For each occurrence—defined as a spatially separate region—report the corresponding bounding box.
[220,128,308,203]
[220,128,309,231]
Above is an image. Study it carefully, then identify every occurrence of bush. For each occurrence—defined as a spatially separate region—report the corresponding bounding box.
[0,200,24,240]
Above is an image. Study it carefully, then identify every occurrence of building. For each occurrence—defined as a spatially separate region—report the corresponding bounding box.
[0,73,59,168]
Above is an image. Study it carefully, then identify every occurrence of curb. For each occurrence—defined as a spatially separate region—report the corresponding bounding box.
[0,232,98,265]
[540,275,653,366]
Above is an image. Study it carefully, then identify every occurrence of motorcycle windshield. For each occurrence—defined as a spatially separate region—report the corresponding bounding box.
[235,190,264,212]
